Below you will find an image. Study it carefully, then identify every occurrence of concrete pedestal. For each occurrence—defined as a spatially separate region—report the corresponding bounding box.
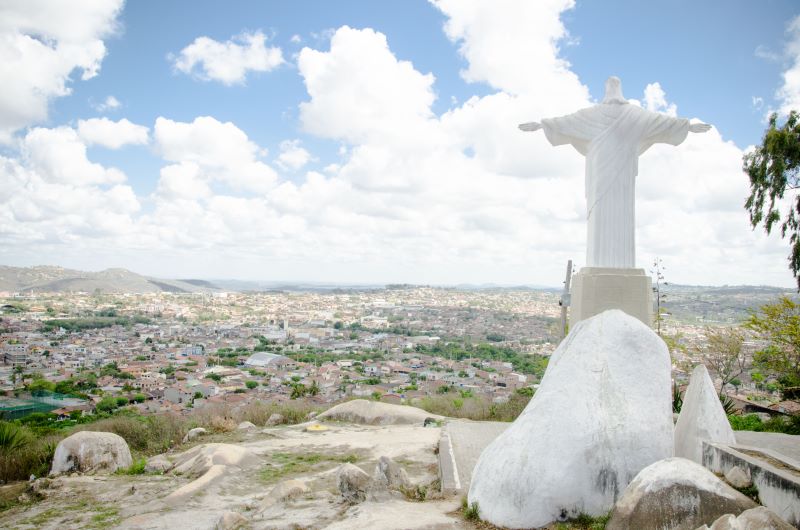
[569,267,652,328]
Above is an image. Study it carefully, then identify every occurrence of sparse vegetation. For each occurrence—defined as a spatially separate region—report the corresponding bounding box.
[416,393,531,422]
[116,457,147,475]
[462,496,481,521]
[260,451,359,483]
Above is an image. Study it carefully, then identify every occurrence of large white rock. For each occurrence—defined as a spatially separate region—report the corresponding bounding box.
[468,310,673,528]
[50,431,133,475]
[675,365,736,464]
[607,457,757,530]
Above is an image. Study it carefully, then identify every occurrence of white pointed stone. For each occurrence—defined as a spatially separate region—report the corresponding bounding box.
[675,364,736,464]
[468,310,673,529]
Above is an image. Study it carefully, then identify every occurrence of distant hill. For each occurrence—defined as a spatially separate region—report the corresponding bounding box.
[0,266,220,294]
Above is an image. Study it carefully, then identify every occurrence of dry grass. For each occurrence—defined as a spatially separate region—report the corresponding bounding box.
[414,394,530,422]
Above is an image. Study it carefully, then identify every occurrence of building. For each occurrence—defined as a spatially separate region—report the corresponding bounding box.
[243,352,296,370]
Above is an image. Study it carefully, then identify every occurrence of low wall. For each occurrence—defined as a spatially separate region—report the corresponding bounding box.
[703,441,800,527]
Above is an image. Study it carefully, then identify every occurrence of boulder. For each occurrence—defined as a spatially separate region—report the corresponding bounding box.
[697,506,795,530]
[182,427,207,443]
[337,463,370,503]
[50,431,133,475]
[318,399,443,425]
[675,365,736,464]
[270,478,310,500]
[237,421,257,431]
[373,456,410,490]
[170,443,258,478]
[144,454,172,473]
[265,413,284,426]
[215,511,248,530]
[468,310,674,528]
[607,457,757,530]
[723,466,751,489]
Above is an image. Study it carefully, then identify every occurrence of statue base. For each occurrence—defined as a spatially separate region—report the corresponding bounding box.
[569,267,653,329]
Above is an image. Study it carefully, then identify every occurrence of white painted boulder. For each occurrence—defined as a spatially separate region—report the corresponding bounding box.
[468,310,674,528]
[607,457,757,530]
[675,364,736,464]
[50,431,133,475]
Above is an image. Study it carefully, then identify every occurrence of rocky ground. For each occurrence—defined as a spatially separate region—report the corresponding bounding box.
[0,419,469,530]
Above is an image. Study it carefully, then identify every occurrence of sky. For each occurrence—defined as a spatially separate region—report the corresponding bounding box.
[1,0,800,287]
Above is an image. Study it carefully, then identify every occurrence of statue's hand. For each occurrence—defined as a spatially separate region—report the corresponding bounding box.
[689,123,711,133]
[518,122,542,132]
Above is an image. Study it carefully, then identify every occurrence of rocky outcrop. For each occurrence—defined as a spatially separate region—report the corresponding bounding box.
[697,506,795,530]
[468,310,674,528]
[237,421,257,431]
[50,431,133,475]
[265,413,284,426]
[145,454,172,473]
[164,443,260,505]
[182,427,207,443]
[723,466,751,489]
[337,463,370,503]
[318,399,443,425]
[170,443,258,478]
[215,511,248,530]
[373,456,410,490]
[607,457,757,530]
[675,365,736,464]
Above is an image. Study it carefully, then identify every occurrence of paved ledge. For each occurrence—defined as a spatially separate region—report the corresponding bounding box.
[438,419,510,495]
[703,440,800,527]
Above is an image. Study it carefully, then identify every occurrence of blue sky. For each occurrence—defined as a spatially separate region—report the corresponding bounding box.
[1,0,800,286]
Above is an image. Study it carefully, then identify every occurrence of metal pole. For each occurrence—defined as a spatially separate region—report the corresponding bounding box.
[560,260,573,339]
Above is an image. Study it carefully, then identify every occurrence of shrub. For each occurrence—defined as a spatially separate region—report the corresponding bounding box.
[462,497,480,521]
[116,458,146,475]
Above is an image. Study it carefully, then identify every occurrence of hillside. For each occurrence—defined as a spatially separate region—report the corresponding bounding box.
[0,266,219,294]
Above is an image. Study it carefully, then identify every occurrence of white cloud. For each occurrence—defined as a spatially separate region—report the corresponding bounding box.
[154,116,278,195]
[276,139,312,171]
[91,95,121,112]
[643,82,677,117]
[0,0,123,141]
[77,117,149,149]
[0,125,139,247]
[777,15,800,116]
[22,126,126,186]
[290,34,302,44]
[171,30,284,85]
[298,26,438,146]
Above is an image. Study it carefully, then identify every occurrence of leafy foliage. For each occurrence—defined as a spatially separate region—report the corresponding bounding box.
[743,111,800,287]
[745,296,800,385]
[702,327,748,396]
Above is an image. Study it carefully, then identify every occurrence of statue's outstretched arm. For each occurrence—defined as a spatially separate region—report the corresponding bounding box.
[689,123,711,133]
[519,122,542,132]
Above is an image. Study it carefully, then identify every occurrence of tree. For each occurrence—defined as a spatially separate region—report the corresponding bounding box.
[701,327,748,396]
[290,384,307,399]
[743,111,800,287]
[96,396,119,412]
[308,381,320,396]
[745,296,800,387]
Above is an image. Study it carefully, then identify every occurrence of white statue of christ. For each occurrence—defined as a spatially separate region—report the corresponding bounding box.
[520,76,711,268]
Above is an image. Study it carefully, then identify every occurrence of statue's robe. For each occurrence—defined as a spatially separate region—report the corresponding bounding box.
[542,104,689,268]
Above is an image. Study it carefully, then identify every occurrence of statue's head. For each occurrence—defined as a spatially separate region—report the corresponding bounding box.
[602,76,627,105]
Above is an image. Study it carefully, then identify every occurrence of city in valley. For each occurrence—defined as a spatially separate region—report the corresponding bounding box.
[1,276,794,422]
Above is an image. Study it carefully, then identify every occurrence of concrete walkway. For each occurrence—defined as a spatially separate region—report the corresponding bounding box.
[438,419,509,494]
